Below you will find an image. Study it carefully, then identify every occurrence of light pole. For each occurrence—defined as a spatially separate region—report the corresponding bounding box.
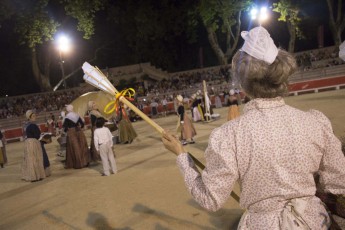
[57,35,71,90]
[250,6,269,26]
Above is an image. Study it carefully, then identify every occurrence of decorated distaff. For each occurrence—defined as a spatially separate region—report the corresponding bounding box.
[203,80,210,122]
[82,62,240,202]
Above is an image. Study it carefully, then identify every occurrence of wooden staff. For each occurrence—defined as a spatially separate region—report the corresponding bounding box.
[82,62,240,202]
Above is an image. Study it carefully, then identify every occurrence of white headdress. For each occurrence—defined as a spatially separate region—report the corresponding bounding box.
[88,101,95,109]
[241,26,278,64]
[176,95,183,102]
[66,104,74,112]
[25,110,34,119]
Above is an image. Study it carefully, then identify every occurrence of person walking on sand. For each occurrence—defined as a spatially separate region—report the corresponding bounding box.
[94,117,117,176]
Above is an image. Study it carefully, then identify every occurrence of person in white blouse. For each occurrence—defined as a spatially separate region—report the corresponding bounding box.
[94,117,117,176]
[162,26,345,229]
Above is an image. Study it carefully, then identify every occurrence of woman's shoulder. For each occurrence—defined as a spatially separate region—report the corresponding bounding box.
[306,109,332,130]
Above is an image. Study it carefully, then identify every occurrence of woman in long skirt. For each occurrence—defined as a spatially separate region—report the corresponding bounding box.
[117,103,137,144]
[22,110,48,182]
[176,95,196,145]
[63,105,90,169]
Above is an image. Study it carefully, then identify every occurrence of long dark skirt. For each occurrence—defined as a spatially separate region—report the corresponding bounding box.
[41,142,51,176]
[65,127,90,169]
[151,107,158,116]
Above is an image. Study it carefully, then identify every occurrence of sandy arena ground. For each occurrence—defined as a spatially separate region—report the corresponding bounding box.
[0,89,345,230]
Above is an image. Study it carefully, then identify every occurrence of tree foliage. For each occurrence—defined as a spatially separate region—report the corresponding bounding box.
[273,0,304,52]
[196,0,252,65]
[0,0,105,92]
[62,0,104,39]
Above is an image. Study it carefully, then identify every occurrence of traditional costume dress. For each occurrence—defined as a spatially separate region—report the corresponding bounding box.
[176,97,345,229]
[191,96,202,122]
[176,95,196,145]
[214,94,223,108]
[227,90,240,121]
[21,112,48,182]
[196,97,205,121]
[63,105,90,169]
[46,118,56,136]
[0,130,7,168]
[117,104,137,144]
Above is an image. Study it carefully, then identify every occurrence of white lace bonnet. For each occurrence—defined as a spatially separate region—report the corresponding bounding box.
[241,26,278,64]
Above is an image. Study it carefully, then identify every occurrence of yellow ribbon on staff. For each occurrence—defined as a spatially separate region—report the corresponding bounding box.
[104,88,136,114]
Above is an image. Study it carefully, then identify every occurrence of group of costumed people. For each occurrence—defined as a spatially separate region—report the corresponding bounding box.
[176,86,236,146]
[62,100,135,173]
[16,26,345,228]
[88,99,137,146]
[161,26,345,229]
[20,94,138,180]
[189,90,213,123]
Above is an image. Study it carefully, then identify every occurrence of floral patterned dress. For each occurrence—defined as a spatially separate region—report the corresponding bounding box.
[176,97,345,229]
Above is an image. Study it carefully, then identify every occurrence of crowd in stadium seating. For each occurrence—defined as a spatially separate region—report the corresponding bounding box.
[0,89,88,119]
[295,47,344,70]
[0,47,344,120]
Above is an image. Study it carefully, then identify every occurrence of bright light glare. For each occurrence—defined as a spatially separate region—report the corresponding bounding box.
[259,7,268,22]
[250,8,258,20]
[250,6,269,23]
[57,35,71,53]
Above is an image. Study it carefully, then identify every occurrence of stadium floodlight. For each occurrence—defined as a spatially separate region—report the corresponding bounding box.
[250,6,269,25]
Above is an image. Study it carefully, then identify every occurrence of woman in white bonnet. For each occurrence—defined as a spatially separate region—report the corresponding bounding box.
[162,26,345,229]
[63,104,90,169]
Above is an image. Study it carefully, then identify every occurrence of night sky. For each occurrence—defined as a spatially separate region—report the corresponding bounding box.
[0,0,343,97]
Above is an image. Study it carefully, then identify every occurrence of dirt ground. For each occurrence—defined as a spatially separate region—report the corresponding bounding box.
[0,89,345,230]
